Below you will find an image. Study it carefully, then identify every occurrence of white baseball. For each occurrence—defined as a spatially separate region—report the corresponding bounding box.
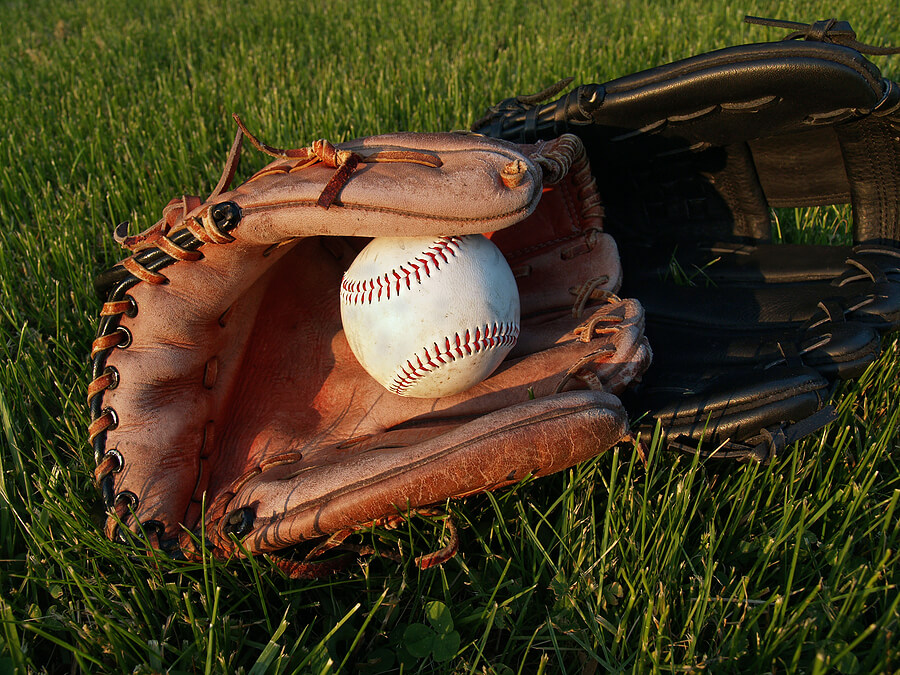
[340,234,520,398]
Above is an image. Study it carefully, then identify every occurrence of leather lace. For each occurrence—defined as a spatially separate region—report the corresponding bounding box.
[744,16,900,55]
[232,114,443,209]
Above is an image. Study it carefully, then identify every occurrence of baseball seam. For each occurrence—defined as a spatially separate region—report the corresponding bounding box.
[340,236,462,305]
[390,321,520,395]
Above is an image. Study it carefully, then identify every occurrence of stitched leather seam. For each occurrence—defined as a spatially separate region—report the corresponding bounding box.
[389,322,520,395]
[340,236,462,304]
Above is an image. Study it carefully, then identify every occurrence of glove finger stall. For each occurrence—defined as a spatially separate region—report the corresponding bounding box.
[625,242,900,331]
[630,366,831,457]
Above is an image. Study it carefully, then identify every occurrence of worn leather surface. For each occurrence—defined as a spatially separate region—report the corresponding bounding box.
[90,128,650,565]
[228,132,544,241]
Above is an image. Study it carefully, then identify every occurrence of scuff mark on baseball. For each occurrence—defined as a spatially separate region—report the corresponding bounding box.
[340,234,520,398]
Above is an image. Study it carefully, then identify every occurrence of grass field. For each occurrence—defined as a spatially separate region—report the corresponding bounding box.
[1,0,899,672]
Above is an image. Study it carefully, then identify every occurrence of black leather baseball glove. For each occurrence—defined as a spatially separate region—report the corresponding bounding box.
[473,16,900,460]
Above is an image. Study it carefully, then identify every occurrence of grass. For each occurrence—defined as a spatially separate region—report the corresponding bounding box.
[1,0,899,672]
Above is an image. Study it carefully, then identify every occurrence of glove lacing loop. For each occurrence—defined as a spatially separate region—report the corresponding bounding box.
[87,406,118,446]
[572,297,625,341]
[570,277,613,320]
[104,490,137,541]
[99,297,137,318]
[530,134,587,186]
[553,292,627,393]
[529,134,604,235]
[93,448,123,484]
[554,347,616,394]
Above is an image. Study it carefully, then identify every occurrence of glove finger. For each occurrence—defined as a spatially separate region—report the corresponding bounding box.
[625,304,879,452]
[625,242,900,331]
[628,366,832,457]
[472,28,900,245]
[646,317,880,380]
[633,242,900,286]
[488,156,623,317]
[631,278,900,332]
[617,316,881,455]
[212,390,628,554]
[407,296,650,422]
[206,130,542,245]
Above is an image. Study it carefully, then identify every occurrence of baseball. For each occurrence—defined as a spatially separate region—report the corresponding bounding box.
[340,234,520,398]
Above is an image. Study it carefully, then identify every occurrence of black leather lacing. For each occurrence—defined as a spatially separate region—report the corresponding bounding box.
[745,16,900,55]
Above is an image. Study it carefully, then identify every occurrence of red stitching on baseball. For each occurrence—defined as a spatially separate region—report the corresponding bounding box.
[389,321,520,395]
[340,237,461,306]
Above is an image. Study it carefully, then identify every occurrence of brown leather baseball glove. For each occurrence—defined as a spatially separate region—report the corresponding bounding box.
[88,118,650,576]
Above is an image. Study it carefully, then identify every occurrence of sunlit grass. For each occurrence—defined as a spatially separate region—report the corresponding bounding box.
[1,0,898,672]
